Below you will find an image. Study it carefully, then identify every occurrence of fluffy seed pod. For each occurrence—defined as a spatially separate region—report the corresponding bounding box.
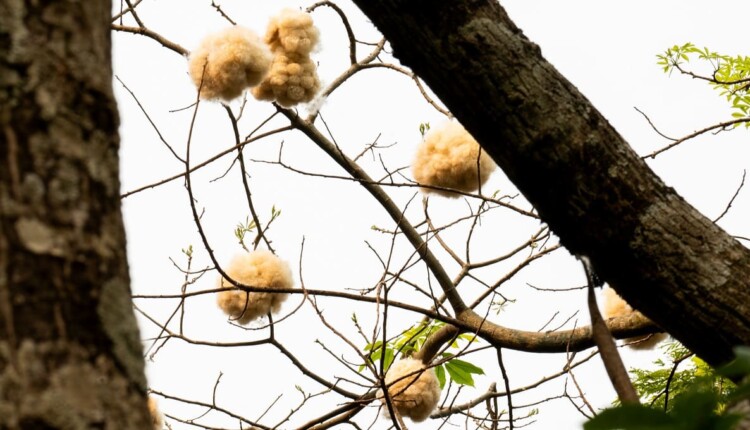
[412,120,496,197]
[148,396,162,429]
[253,8,321,107]
[602,287,631,319]
[216,250,294,324]
[379,358,442,422]
[602,287,667,349]
[251,52,320,106]
[188,26,272,101]
[265,8,320,55]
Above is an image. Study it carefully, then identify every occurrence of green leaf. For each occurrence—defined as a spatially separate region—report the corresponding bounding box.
[584,405,675,430]
[364,340,382,352]
[449,358,485,375]
[670,390,719,428]
[712,414,743,430]
[727,381,750,403]
[718,346,750,378]
[419,122,431,137]
[458,332,479,343]
[382,348,394,372]
[445,360,476,387]
[435,364,446,389]
[367,343,383,363]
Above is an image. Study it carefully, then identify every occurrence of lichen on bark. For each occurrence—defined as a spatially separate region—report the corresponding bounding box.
[98,278,147,391]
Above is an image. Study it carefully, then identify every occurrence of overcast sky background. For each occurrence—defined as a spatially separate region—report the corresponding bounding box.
[113,1,750,428]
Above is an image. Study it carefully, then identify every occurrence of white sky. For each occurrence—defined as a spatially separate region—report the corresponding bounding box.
[113,1,750,429]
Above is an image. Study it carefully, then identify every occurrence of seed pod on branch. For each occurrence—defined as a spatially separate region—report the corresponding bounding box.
[188,26,272,101]
[412,120,496,197]
[378,358,442,422]
[216,250,294,324]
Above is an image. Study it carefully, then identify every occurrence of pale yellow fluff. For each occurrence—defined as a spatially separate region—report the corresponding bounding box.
[188,26,272,101]
[251,52,320,106]
[602,287,667,350]
[412,120,496,197]
[379,358,442,422]
[216,250,294,324]
[602,287,632,318]
[253,9,321,106]
[264,8,320,55]
[148,396,162,429]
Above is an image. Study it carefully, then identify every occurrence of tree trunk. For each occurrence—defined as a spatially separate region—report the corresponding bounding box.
[0,1,150,428]
[351,0,750,367]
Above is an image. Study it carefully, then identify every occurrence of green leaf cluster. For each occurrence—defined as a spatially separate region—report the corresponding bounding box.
[360,320,484,388]
[584,398,740,430]
[436,355,484,388]
[419,122,431,137]
[628,342,735,412]
[234,206,281,251]
[657,42,750,125]
[585,346,750,430]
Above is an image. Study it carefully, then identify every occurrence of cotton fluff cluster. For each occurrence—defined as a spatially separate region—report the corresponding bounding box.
[216,250,294,324]
[412,120,496,197]
[379,358,442,422]
[264,8,319,55]
[148,397,162,429]
[603,287,667,350]
[188,26,272,101]
[252,8,321,106]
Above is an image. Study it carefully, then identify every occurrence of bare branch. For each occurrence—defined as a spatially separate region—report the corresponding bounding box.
[112,24,188,56]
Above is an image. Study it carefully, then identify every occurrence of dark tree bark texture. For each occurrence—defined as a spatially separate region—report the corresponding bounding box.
[0,1,150,428]
[352,0,750,367]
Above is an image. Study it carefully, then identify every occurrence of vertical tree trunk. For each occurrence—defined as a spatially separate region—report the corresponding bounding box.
[0,1,150,428]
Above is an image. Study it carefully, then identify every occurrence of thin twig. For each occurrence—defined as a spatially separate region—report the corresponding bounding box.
[115,75,183,162]
[210,0,236,25]
[122,0,145,27]
[643,117,750,159]
[112,24,189,56]
[120,126,292,199]
[222,106,273,251]
[307,1,357,64]
[634,107,677,141]
[662,351,694,411]
[714,169,746,223]
[497,348,514,429]
[112,0,143,22]
[151,389,269,429]
[431,350,599,417]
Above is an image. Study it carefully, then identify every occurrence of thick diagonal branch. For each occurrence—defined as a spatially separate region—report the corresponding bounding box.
[351,0,750,367]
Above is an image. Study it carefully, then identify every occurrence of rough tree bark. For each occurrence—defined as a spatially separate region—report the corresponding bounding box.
[0,1,150,428]
[351,0,750,367]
